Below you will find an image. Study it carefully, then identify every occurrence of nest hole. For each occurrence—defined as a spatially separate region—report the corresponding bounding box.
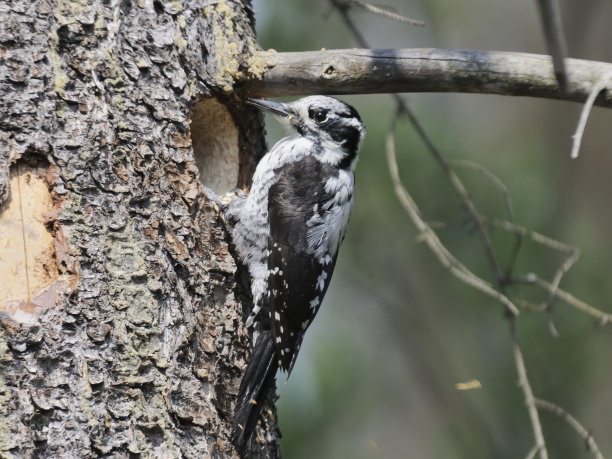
[190,98,240,195]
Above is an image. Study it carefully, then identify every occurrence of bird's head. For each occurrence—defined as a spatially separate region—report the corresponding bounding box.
[247,96,366,170]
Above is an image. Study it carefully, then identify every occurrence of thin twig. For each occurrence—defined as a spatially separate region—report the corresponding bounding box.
[510,320,549,459]
[525,444,541,459]
[440,156,504,284]
[334,3,506,288]
[330,0,369,44]
[385,114,519,316]
[515,275,612,325]
[544,242,580,310]
[485,216,598,334]
[515,297,548,313]
[448,160,522,281]
[330,6,594,459]
[448,160,515,221]
[570,72,612,158]
[486,218,576,254]
[536,0,570,92]
[485,217,581,318]
[535,398,605,459]
[345,0,425,26]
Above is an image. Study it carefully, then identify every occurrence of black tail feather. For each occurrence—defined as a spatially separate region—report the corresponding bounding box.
[233,330,278,456]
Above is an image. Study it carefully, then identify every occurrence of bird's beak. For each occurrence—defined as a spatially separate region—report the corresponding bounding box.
[247,98,294,120]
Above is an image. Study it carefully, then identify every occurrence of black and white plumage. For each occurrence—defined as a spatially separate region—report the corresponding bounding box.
[223,96,365,454]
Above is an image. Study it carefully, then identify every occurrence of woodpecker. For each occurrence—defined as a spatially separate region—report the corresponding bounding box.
[222,96,365,454]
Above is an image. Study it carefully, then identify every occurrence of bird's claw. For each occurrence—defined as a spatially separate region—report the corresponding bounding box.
[221,188,246,206]
[202,186,247,225]
[202,186,225,216]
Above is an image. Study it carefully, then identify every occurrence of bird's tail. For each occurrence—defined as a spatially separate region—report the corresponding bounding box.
[232,329,278,456]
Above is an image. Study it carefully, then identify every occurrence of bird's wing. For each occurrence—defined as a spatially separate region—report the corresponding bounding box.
[267,155,339,373]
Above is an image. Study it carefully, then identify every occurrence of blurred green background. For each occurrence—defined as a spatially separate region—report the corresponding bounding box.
[250,0,612,457]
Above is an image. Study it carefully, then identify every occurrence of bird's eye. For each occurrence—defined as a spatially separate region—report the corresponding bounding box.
[310,109,328,123]
[313,111,327,122]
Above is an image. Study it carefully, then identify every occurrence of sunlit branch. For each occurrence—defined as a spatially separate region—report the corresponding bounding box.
[245,48,612,108]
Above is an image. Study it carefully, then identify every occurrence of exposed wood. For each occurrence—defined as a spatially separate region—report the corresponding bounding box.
[244,48,612,107]
[0,163,77,325]
[0,1,278,457]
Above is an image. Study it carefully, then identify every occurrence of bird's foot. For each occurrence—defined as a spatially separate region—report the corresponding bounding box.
[221,188,247,206]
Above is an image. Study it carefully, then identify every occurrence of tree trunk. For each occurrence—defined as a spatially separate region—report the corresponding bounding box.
[0,1,278,457]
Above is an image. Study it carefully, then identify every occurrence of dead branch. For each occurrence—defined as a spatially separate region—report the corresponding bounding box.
[511,321,549,459]
[515,275,612,325]
[337,0,425,26]
[448,160,522,280]
[536,0,570,92]
[571,72,612,158]
[535,399,605,459]
[385,115,519,317]
[328,5,608,459]
[244,48,612,108]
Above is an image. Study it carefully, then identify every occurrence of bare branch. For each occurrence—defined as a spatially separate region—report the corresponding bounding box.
[244,48,612,108]
[385,115,519,316]
[333,0,369,46]
[332,5,509,289]
[440,157,504,284]
[536,0,570,92]
[340,0,425,26]
[449,160,522,280]
[570,72,612,158]
[511,322,549,459]
[448,160,515,220]
[485,217,581,314]
[515,275,612,325]
[535,399,605,459]
[544,242,580,308]
[486,218,577,255]
[525,444,541,459]
[324,8,605,458]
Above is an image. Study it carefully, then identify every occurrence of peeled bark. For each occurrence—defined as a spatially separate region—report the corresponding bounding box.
[0,1,279,457]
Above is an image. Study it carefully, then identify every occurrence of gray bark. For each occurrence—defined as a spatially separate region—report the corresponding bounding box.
[0,1,278,457]
[244,48,612,107]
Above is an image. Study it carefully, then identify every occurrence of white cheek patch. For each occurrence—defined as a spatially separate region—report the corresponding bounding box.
[318,135,346,165]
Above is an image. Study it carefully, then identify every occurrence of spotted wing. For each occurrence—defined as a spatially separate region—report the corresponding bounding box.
[267,156,339,373]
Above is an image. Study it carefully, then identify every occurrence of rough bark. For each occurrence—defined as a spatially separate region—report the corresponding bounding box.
[0,1,278,457]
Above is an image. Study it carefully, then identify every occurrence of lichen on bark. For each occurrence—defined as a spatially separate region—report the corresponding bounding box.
[0,0,278,457]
